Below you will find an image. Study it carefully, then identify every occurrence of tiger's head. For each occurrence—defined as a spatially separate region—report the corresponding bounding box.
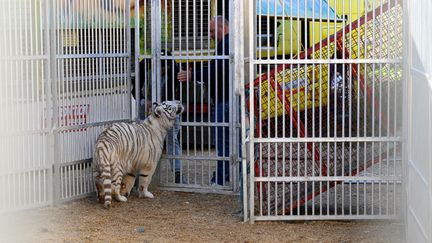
[152,100,184,128]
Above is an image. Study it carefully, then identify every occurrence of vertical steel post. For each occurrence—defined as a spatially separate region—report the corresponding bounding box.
[151,0,161,103]
[247,0,256,223]
[134,0,140,120]
[47,0,60,205]
[402,0,409,239]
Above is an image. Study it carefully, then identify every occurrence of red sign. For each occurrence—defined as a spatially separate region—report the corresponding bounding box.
[59,104,90,132]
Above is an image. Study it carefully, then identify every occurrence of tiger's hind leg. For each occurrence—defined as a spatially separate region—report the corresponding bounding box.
[137,169,155,198]
[94,175,105,203]
[120,173,136,198]
[112,168,128,202]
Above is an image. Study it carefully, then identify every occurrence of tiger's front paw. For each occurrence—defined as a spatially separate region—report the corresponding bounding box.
[139,190,154,199]
[115,194,128,202]
[144,191,154,198]
[120,184,131,198]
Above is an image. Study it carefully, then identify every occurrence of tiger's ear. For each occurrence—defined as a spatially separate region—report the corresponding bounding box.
[152,102,158,111]
[153,106,163,118]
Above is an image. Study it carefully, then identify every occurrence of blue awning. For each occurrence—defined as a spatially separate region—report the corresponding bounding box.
[257,0,342,20]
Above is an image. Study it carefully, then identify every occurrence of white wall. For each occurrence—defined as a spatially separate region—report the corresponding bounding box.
[406,0,432,242]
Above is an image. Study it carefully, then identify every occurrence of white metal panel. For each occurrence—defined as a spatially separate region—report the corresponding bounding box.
[0,0,51,212]
[52,0,132,202]
[406,0,432,241]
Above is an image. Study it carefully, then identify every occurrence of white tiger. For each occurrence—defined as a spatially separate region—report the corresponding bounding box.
[93,101,184,208]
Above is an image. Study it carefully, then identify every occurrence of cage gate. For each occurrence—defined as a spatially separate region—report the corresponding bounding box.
[245,0,403,221]
[134,0,240,194]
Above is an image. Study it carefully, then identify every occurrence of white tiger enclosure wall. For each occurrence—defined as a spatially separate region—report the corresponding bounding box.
[0,0,52,211]
[51,0,132,203]
[2,2,432,238]
[405,0,432,242]
[0,0,133,211]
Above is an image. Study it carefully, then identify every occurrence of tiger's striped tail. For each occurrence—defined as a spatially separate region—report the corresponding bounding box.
[96,147,113,209]
[103,176,112,209]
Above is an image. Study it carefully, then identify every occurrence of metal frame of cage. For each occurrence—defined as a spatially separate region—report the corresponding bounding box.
[0,0,407,225]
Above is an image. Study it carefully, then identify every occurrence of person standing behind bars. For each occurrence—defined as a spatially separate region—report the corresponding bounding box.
[177,16,230,186]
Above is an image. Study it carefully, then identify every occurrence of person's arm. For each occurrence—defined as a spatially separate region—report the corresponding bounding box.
[177,60,215,85]
[131,60,146,100]
[164,62,180,101]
